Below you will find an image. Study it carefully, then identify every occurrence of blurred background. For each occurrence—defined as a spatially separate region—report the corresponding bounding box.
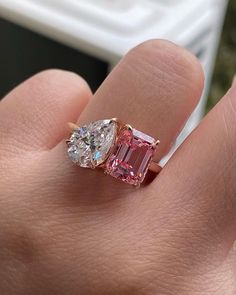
[0,0,234,160]
[208,0,236,112]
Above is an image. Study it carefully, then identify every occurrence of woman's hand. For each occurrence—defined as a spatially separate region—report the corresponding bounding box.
[0,40,235,295]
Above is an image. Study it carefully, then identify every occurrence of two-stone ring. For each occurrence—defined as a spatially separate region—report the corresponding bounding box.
[66,119,162,187]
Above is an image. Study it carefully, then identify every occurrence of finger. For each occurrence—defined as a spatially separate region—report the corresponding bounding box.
[150,84,236,266]
[79,40,204,159]
[48,40,204,197]
[0,70,92,152]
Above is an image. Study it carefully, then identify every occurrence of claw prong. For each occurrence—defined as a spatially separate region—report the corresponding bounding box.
[68,122,79,131]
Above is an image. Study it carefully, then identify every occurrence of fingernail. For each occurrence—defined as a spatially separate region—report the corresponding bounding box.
[232,75,236,86]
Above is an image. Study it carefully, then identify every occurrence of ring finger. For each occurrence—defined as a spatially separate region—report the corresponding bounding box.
[46,39,204,197]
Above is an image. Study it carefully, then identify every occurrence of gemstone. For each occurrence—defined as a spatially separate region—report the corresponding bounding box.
[67,119,117,168]
[105,127,156,186]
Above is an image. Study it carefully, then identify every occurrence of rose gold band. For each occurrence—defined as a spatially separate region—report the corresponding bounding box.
[67,119,162,186]
[149,161,162,174]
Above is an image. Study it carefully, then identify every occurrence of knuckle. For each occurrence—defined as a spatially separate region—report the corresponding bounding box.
[131,39,203,77]
[28,69,90,94]
[126,39,204,101]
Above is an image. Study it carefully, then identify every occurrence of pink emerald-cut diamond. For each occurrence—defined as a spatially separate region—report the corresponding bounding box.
[105,128,156,186]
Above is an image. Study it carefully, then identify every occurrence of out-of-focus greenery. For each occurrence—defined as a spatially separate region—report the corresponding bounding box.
[207,0,236,111]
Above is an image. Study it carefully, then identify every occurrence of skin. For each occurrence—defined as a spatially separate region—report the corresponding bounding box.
[0,40,235,295]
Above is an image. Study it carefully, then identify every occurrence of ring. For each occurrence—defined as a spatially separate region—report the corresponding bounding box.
[66,119,162,186]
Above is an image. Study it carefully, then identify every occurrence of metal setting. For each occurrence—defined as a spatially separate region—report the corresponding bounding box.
[66,119,162,186]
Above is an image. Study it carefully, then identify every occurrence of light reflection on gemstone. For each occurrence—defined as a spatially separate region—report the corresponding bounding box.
[67,119,117,168]
[105,128,156,186]
[67,145,80,163]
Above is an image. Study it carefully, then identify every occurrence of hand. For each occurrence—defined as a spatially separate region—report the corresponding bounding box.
[0,40,235,295]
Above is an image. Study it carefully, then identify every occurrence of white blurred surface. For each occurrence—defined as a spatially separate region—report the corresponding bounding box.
[0,0,228,163]
[0,0,226,60]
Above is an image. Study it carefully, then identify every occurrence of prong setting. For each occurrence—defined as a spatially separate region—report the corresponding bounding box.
[66,118,161,186]
[68,122,79,132]
[67,119,118,168]
[124,124,133,132]
[155,139,160,146]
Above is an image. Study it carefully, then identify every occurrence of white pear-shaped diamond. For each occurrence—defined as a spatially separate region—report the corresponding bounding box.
[67,119,117,168]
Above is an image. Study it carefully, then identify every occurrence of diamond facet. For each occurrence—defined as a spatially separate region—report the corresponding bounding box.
[67,119,117,168]
[105,128,156,186]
